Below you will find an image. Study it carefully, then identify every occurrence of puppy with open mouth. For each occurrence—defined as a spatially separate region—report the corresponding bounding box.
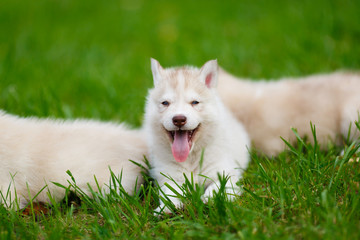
[144,59,250,214]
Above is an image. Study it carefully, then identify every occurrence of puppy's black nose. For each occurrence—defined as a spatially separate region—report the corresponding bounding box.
[172,115,187,127]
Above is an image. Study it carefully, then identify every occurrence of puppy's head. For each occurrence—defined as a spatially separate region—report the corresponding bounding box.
[146,58,219,163]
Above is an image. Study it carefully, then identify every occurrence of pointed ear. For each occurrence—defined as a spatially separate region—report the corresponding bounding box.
[200,59,218,88]
[150,58,164,87]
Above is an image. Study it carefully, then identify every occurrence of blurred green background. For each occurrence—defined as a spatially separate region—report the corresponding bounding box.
[0,0,359,126]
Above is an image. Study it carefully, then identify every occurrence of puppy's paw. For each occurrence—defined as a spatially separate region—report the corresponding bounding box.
[154,205,172,217]
[202,183,239,203]
[202,183,219,203]
[153,199,183,217]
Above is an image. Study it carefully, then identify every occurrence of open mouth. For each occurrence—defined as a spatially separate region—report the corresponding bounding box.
[165,125,200,163]
[167,127,199,145]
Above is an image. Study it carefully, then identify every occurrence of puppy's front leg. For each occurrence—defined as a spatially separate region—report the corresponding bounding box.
[202,175,241,203]
[154,174,185,215]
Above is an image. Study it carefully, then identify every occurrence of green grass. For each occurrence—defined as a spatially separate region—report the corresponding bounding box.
[1,0,360,239]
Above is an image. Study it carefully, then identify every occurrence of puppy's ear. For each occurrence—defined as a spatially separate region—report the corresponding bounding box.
[200,59,218,88]
[150,58,164,87]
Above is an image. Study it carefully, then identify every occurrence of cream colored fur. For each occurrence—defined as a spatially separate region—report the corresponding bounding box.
[218,69,360,156]
[145,59,250,214]
[0,111,147,209]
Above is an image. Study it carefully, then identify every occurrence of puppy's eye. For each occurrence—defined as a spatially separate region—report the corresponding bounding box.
[161,101,170,106]
[191,100,199,105]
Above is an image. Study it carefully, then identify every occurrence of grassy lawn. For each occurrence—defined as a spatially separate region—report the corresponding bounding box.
[1,0,360,239]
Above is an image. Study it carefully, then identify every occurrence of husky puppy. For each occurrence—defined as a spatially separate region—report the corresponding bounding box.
[218,69,360,156]
[144,59,250,213]
[0,111,147,208]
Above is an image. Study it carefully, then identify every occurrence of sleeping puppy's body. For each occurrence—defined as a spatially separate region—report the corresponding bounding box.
[0,111,147,208]
[218,69,360,155]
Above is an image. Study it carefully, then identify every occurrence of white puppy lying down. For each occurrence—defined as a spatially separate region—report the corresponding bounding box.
[218,69,360,156]
[145,59,250,214]
[0,110,147,208]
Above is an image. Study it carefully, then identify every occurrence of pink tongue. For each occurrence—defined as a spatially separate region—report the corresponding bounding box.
[171,131,190,162]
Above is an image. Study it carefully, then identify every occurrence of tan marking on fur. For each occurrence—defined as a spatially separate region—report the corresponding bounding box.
[154,67,208,100]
